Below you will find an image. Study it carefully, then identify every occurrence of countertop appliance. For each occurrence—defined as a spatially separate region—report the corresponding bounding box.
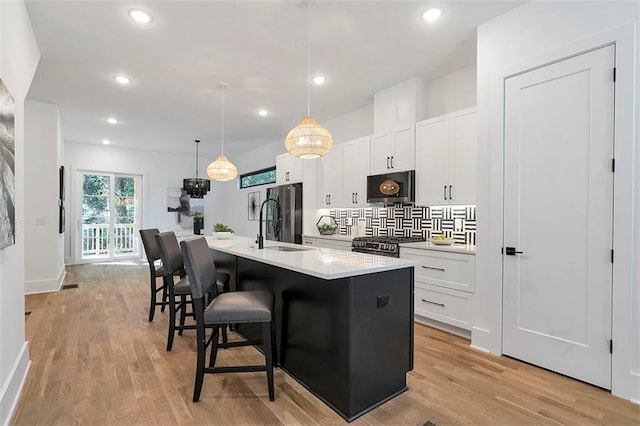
[351,235,426,257]
[265,183,303,244]
[366,170,415,205]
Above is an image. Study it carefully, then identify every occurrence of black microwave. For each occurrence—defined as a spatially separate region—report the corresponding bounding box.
[366,170,415,205]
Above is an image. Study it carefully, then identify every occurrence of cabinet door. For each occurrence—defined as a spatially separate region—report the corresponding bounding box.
[276,153,303,185]
[449,108,477,204]
[370,133,392,174]
[389,127,415,172]
[416,116,450,205]
[342,136,370,206]
[317,145,342,207]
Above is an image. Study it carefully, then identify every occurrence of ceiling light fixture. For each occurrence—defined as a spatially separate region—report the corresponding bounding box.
[102,139,111,145]
[257,109,269,117]
[107,117,118,124]
[284,0,333,159]
[422,8,442,22]
[128,9,153,24]
[114,75,131,85]
[207,82,238,181]
[312,75,326,85]
[183,139,211,198]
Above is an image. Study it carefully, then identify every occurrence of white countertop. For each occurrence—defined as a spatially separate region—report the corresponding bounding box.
[302,234,354,242]
[399,241,476,254]
[205,235,416,280]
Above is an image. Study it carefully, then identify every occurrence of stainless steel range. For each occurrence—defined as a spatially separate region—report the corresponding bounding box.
[351,236,426,257]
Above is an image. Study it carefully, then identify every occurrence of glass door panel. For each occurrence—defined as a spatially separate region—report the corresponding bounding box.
[82,174,111,259]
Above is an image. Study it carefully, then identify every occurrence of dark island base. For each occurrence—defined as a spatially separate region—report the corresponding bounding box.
[212,250,414,421]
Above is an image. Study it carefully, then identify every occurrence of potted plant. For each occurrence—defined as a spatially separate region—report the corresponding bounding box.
[213,223,234,239]
[193,211,204,235]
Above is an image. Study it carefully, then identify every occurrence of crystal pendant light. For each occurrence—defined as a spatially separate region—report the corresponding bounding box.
[207,82,238,181]
[183,139,211,198]
[284,1,333,159]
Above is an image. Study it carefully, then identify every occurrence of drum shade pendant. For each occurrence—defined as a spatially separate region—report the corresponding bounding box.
[183,139,211,198]
[207,82,238,181]
[284,1,333,159]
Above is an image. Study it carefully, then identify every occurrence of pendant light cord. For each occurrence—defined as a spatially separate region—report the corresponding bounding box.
[195,140,200,178]
[221,85,225,156]
[306,0,311,116]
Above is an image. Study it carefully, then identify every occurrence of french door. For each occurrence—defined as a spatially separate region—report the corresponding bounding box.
[79,172,142,261]
[502,45,615,388]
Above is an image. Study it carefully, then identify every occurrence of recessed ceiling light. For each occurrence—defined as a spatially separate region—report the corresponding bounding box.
[128,9,153,24]
[107,117,118,125]
[257,109,269,117]
[422,8,442,22]
[102,139,111,145]
[312,75,326,85]
[114,75,131,85]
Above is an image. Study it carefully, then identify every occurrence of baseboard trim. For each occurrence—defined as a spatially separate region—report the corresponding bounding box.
[414,315,471,340]
[24,265,65,295]
[470,326,501,355]
[0,342,31,426]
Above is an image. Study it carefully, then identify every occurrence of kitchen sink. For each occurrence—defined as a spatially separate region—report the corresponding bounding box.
[265,245,312,252]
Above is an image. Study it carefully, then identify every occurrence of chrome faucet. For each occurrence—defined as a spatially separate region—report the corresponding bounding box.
[257,198,281,249]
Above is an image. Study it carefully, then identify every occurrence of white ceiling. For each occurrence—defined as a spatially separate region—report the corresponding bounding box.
[25,0,523,158]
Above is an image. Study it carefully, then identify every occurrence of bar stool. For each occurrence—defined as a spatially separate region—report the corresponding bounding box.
[180,236,275,402]
[156,232,231,351]
[139,228,169,322]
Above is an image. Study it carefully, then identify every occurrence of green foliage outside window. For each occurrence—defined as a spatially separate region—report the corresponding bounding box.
[240,166,276,189]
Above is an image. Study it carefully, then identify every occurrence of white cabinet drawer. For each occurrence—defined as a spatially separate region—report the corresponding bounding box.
[401,248,475,292]
[414,284,473,330]
[316,239,352,251]
[302,237,317,246]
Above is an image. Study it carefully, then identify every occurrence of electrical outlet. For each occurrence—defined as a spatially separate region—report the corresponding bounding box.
[377,294,390,309]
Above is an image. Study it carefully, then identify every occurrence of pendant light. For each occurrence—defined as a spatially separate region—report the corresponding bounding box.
[207,82,238,181]
[284,0,333,159]
[183,139,211,198]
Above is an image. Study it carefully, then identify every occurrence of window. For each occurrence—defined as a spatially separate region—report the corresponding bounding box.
[239,166,276,189]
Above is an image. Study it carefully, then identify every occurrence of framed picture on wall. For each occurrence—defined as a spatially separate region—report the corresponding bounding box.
[58,166,65,233]
[248,191,260,221]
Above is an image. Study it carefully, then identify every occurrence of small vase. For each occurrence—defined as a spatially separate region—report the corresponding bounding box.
[193,217,204,235]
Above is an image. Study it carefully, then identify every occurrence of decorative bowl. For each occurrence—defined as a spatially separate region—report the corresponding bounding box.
[213,231,233,240]
[430,237,454,246]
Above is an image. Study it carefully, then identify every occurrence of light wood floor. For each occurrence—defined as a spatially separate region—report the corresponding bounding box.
[12,262,640,425]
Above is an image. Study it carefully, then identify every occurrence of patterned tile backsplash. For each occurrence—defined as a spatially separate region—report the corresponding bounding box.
[329,205,476,245]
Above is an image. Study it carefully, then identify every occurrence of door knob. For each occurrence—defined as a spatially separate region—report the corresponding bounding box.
[503,246,524,255]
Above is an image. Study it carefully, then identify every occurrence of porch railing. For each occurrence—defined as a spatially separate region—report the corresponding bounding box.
[82,223,138,258]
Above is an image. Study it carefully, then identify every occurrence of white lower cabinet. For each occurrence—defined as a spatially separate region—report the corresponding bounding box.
[302,236,352,251]
[400,247,475,337]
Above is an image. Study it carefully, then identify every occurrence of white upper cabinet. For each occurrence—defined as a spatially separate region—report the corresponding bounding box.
[317,144,343,207]
[416,107,477,205]
[276,153,304,185]
[370,126,415,175]
[342,136,370,207]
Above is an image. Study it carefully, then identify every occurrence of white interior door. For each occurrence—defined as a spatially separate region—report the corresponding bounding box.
[502,45,615,389]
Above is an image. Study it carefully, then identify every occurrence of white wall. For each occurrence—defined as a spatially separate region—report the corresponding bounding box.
[425,65,477,118]
[475,0,639,402]
[24,101,65,293]
[0,0,40,423]
[64,141,213,263]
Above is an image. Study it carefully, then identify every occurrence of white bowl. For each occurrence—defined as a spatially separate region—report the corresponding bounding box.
[430,237,454,246]
[213,231,233,240]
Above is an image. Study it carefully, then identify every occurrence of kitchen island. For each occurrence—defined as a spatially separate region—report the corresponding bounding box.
[205,235,416,422]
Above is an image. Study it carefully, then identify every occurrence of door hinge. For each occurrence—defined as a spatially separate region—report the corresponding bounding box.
[612,158,615,172]
[609,339,613,354]
[613,67,616,82]
[611,249,614,263]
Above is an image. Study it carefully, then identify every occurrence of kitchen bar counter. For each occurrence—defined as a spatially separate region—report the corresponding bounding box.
[206,235,415,279]
[205,235,415,422]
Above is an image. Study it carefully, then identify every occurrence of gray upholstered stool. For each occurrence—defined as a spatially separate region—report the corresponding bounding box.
[139,228,169,322]
[180,236,275,402]
[156,232,231,351]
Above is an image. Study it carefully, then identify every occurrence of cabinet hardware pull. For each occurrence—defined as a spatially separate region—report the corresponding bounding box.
[503,247,524,256]
[352,193,355,203]
[325,195,328,205]
[443,185,447,200]
[355,193,358,204]
[390,156,394,168]
[421,265,445,272]
[328,194,331,205]
[449,185,452,200]
[386,156,390,169]
[421,299,445,307]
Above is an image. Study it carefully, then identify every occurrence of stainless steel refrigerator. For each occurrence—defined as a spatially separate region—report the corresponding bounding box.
[265,183,303,244]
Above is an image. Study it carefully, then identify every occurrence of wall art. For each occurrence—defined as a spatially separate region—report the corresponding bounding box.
[0,79,15,249]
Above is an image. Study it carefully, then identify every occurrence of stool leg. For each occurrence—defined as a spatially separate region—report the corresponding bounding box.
[166,290,176,351]
[221,324,228,347]
[193,328,207,402]
[160,276,168,312]
[178,295,187,335]
[148,275,157,322]
[209,326,220,368]
[262,322,275,401]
